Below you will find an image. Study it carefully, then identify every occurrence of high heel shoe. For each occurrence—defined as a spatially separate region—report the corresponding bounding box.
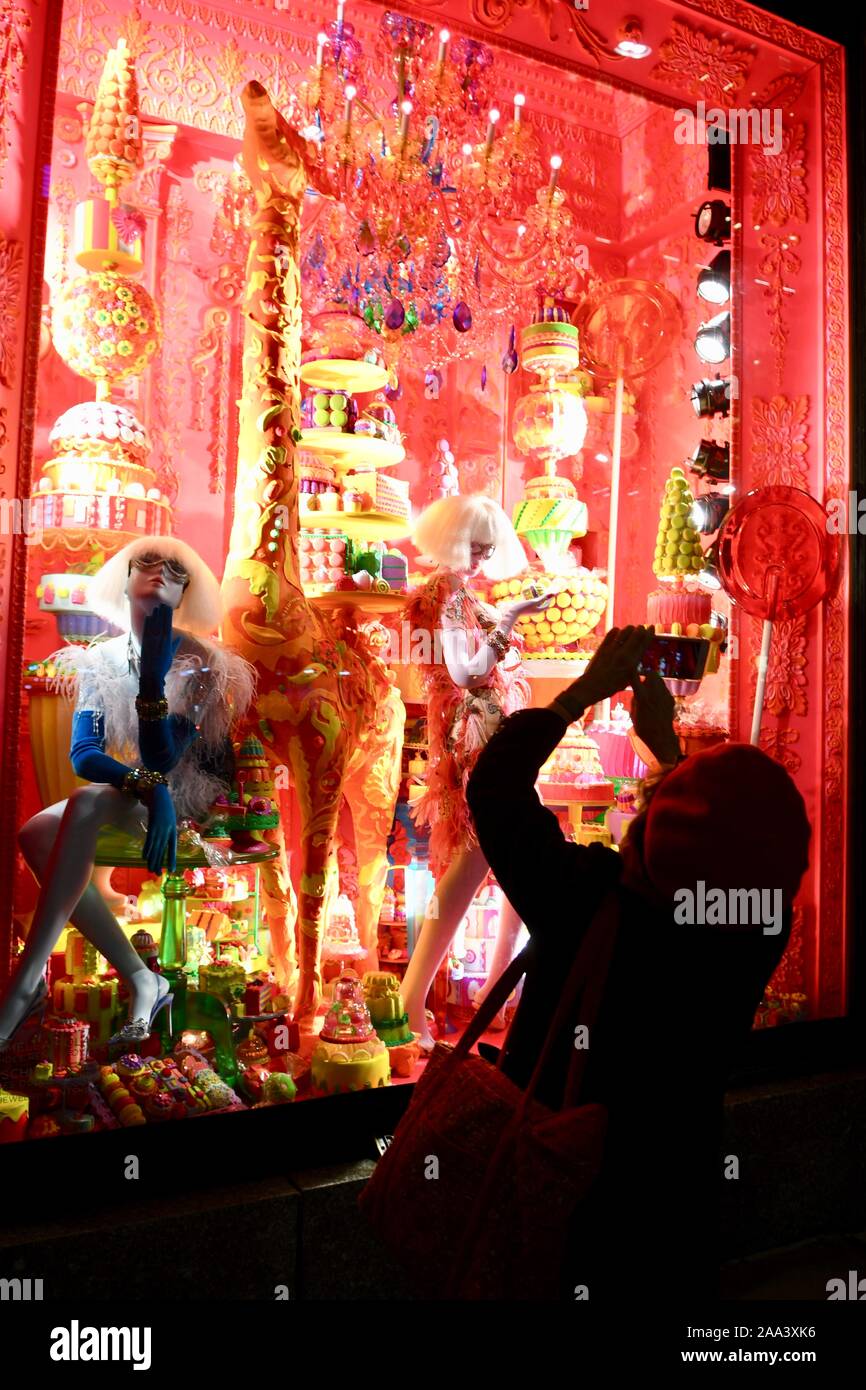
[0,977,48,1052]
[109,975,173,1049]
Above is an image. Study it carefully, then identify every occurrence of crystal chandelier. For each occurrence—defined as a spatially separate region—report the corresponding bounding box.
[296,5,589,368]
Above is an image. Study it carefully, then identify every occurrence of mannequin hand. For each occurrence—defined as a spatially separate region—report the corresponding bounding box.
[630,670,680,765]
[143,783,177,874]
[555,625,654,718]
[499,591,557,629]
[140,603,182,695]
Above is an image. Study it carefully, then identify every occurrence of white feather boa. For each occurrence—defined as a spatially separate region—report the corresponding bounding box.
[48,633,256,821]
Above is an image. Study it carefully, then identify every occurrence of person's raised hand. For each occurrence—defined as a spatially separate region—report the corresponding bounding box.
[630,669,680,765]
[555,626,654,718]
[140,603,182,695]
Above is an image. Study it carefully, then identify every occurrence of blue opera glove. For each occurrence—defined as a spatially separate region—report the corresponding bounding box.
[139,603,181,697]
[142,782,177,874]
[69,710,132,788]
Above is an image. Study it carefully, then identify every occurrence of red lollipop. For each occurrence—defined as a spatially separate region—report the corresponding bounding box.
[717,486,838,744]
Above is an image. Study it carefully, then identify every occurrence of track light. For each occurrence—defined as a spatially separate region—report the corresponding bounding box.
[694,199,731,245]
[694,311,731,364]
[691,376,731,417]
[688,440,730,482]
[615,19,652,58]
[698,539,722,590]
[691,492,730,533]
[697,250,730,306]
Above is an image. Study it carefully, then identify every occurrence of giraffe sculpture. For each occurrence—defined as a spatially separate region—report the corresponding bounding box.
[221,81,405,1024]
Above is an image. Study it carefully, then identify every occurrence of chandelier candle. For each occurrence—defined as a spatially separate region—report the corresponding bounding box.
[399,100,412,155]
[485,109,500,158]
[437,29,449,74]
[513,92,525,126]
[548,154,562,198]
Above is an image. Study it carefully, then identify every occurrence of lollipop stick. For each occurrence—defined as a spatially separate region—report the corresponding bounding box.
[750,618,773,746]
[601,361,626,722]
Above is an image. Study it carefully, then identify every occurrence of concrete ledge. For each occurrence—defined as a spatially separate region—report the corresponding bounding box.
[720,1067,866,1257]
[1,1070,862,1300]
[0,1178,301,1301]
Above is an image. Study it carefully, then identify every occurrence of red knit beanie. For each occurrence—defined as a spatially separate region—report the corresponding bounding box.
[638,742,811,906]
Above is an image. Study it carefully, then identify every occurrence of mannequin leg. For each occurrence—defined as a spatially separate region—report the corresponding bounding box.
[0,787,161,1038]
[471,890,526,1030]
[401,843,489,1048]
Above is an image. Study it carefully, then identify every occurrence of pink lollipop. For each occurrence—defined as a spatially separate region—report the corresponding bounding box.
[717,486,838,744]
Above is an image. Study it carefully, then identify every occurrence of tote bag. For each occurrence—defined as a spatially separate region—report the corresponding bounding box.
[358,893,620,1300]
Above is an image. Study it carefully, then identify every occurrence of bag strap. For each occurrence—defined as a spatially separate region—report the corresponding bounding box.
[447,890,621,1298]
[511,889,620,1117]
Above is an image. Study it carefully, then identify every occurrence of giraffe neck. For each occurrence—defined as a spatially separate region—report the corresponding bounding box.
[229,183,305,600]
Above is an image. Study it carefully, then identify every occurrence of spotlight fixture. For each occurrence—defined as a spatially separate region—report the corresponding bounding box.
[694,311,731,364]
[615,18,652,58]
[691,492,730,533]
[694,199,731,245]
[698,539,722,590]
[696,250,731,306]
[687,440,730,482]
[691,376,731,417]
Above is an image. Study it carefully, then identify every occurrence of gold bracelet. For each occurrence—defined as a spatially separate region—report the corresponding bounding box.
[135,695,169,721]
[121,767,169,799]
[487,628,511,661]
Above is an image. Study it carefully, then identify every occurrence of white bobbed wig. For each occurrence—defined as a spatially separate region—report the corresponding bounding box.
[87,536,223,636]
[412,494,528,581]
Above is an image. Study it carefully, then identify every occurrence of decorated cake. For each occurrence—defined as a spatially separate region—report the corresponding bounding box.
[322,893,366,962]
[646,585,712,633]
[311,972,390,1095]
[36,573,108,643]
[520,297,580,376]
[362,971,414,1047]
[584,704,648,781]
[343,470,410,520]
[380,549,409,591]
[198,959,246,1006]
[538,726,613,802]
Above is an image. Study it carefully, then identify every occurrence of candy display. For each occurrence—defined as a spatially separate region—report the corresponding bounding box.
[1,9,849,1226]
[52,273,162,390]
[311,972,391,1096]
[488,568,607,654]
[301,390,358,431]
[652,468,704,579]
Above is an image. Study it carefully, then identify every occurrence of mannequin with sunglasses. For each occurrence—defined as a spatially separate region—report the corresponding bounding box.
[0,538,253,1051]
[400,496,555,1051]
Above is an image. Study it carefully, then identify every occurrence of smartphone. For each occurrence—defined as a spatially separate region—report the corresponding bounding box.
[637,635,711,682]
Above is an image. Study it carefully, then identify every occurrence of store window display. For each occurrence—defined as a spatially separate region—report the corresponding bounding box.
[0,538,254,1051]
[400,495,555,1049]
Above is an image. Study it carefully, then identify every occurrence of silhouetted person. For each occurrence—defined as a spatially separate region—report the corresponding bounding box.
[467,627,811,1301]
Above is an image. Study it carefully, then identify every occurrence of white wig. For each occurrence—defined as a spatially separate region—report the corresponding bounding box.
[87,536,223,636]
[412,494,528,581]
